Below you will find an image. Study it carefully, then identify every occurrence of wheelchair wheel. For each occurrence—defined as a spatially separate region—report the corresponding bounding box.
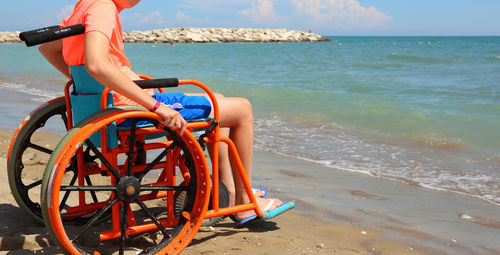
[41,107,210,254]
[7,97,69,222]
[175,179,229,227]
[202,180,229,227]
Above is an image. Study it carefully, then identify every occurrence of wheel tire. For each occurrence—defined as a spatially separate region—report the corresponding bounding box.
[202,180,229,226]
[175,180,229,227]
[41,107,210,254]
[7,97,68,223]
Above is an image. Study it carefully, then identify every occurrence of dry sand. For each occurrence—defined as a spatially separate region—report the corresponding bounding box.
[0,129,497,254]
[0,161,427,255]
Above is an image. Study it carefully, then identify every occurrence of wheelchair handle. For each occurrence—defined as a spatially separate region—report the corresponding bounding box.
[20,24,85,47]
[19,25,61,41]
[134,78,179,88]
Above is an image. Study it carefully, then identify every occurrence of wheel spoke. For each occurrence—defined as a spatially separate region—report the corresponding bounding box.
[60,110,69,130]
[85,139,121,180]
[85,176,99,203]
[83,147,98,162]
[119,202,130,255]
[135,198,171,239]
[136,142,176,180]
[25,179,42,190]
[141,186,189,192]
[127,120,138,177]
[61,185,117,192]
[73,198,120,242]
[28,142,53,155]
[59,173,78,211]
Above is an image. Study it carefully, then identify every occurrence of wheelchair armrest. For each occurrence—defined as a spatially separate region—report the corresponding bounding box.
[134,78,179,89]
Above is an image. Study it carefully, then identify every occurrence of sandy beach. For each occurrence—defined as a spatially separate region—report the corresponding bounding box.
[0,129,498,254]
[1,0,499,253]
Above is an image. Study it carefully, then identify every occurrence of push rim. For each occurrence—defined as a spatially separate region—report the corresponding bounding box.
[41,107,210,254]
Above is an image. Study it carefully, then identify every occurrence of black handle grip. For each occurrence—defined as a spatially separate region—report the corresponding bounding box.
[19,25,61,41]
[134,78,179,89]
[20,24,85,47]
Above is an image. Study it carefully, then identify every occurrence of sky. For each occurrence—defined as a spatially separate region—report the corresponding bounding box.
[1,0,499,36]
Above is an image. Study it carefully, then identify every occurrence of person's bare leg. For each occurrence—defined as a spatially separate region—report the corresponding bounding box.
[215,128,236,206]
[190,92,236,206]
[211,127,265,207]
[191,92,281,218]
[217,97,283,220]
[209,126,265,207]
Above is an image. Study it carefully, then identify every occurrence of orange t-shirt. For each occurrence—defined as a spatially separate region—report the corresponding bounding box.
[61,0,152,106]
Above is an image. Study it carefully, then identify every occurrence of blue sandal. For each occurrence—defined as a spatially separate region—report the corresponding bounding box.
[234,199,295,225]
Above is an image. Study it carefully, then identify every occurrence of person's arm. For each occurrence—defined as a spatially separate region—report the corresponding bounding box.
[39,39,71,79]
[84,31,186,134]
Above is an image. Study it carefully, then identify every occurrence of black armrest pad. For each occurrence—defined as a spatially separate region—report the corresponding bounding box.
[134,78,179,89]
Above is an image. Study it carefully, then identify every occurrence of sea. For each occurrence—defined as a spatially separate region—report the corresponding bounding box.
[0,36,499,207]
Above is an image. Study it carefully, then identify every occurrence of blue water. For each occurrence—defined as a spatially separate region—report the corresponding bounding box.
[1,36,499,205]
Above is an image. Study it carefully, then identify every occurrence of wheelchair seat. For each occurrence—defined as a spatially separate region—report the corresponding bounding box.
[69,65,213,148]
[69,65,118,147]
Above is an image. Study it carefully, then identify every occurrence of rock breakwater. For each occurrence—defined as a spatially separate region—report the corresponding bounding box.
[1,28,330,44]
[123,28,330,43]
[0,32,21,43]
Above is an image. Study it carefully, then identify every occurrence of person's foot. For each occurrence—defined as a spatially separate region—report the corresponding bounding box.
[233,196,283,222]
[252,187,267,198]
[228,187,267,207]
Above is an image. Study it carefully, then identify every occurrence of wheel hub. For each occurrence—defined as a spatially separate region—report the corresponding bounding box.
[116,176,141,202]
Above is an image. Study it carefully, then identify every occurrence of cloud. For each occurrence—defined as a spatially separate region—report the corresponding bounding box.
[291,0,390,30]
[176,11,191,22]
[57,5,74,21]
[121,0,389,33]
[176,11,204,24]
[238,0,278,24]
[138,11,165,24]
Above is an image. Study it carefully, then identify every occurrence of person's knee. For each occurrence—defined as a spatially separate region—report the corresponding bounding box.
[214,93,225,99]
[238,98,253,122]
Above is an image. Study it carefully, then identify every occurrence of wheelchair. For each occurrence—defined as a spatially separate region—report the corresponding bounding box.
[7,25,294,254]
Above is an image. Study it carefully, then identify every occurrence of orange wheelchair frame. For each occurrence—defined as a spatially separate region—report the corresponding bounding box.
[7,24,295,254]
[8,74,266,254]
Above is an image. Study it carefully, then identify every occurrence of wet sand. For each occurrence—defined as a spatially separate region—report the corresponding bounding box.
[0,129,498,254]
[249,150,500,255]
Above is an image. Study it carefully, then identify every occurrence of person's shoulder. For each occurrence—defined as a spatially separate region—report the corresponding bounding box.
[88,0,117,12]
[90,0,116,7]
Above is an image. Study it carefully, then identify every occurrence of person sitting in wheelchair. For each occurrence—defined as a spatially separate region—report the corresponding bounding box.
[39,0,293,224]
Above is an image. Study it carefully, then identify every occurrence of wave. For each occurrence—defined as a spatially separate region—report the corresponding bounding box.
[0,81,61,102]
[488,55,500,61]
[351,62,405,70]
[387,53,451,64]
[400,134,465,149]
[485,154,500,163]
[254,114,500,207]
[266,145,500,206]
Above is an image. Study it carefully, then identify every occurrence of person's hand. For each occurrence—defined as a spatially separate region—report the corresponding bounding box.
[154,104,187,135]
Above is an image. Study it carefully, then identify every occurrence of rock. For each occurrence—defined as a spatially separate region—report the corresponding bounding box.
[1,27,331,44]
[0,31,22,43]
[122,27,330,43]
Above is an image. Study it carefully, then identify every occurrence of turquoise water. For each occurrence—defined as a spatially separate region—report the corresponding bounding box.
[0,36,499,205]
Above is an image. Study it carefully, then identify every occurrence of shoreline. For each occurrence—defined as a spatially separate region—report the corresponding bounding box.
[249,150,500,254]
[0,27,331,44]
[0,129,424,254]
[1,129,499,254]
